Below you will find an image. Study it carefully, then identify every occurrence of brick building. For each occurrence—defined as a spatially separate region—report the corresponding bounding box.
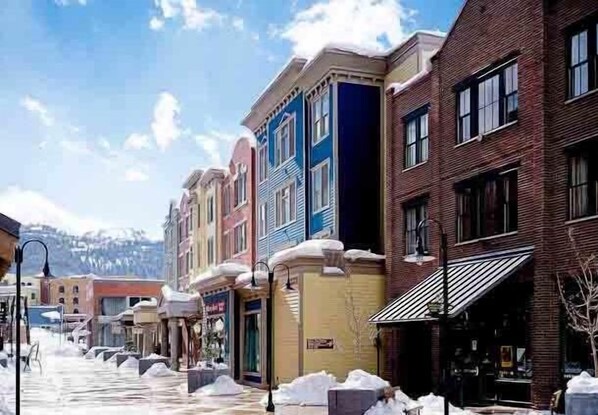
[372,0,598,409]
[49,275,94,315]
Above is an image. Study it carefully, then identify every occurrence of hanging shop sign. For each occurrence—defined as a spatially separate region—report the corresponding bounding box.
[307,338,334,350]
[205,299,227,316]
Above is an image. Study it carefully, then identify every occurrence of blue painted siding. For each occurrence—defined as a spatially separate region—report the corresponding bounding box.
[337,82,382,252]
[256,92,306,260]
[309,84,335,238]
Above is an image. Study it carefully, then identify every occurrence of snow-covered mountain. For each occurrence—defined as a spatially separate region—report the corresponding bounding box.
[15,224,164,279]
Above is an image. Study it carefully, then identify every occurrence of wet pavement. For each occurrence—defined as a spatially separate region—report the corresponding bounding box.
[12,330,327,415]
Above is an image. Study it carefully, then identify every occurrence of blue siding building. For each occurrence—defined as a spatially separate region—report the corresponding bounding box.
[243,49,386,260]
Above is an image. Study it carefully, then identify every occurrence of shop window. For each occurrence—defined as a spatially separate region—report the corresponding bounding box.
[404,107,429,168]
[404,199,428,255]
[243,311,261,373]
[568,144,598,220]
[59,286,65,294]
[456,168,518,242]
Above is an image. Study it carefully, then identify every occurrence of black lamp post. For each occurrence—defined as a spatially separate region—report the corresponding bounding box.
[250,261,293,413]
[404,218,449,415]
[14,239,52,415]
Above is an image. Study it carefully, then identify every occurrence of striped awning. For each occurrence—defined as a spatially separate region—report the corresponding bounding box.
[369,247,533,324]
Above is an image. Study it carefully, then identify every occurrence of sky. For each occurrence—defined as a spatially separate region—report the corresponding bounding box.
[0,0,462,240]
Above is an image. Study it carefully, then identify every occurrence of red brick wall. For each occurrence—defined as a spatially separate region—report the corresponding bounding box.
[385,0,598,407]
[221,137,256,267]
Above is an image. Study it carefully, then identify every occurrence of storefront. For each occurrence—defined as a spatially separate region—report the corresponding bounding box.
[370,247,535,407]
[202,290,233,365]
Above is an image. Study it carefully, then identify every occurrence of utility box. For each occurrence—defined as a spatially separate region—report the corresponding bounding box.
[566,394,598,415]
[328,388,386,415]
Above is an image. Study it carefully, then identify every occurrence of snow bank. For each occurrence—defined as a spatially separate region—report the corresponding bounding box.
[161,285,192,302]
[365,392,470,415]
[107,353,118,363]
[142,363,176,378]
[262,371,338,406]
[142,353,165,360]
[269,239,344,268]
[85,347,104,360]
[41,311,61,321]
[118,357,139,370]
[323,266,344,275]
[417,394,470,415]
[196,375,244,396]
[0,352,7,361]
[337,370,390,390]
[344,249,385,262]
[567,371,598,394]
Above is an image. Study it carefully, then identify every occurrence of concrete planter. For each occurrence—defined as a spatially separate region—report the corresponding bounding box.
[0,358,6,368]
[138,357,170,376]
[115,353,141,367]
[328,388,386,415]
[102,350,120,361]
[566,393,598,415]
[187,367,231,393]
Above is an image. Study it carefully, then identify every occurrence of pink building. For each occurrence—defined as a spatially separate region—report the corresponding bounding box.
[177,191,192,290]
[220,137,256,267]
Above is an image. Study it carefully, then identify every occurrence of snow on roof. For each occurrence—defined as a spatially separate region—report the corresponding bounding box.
[384,29,446,56]
[387,64,432,96]
[317,42,387,59]
[195,262,251,284]
[42,311,61,321]
[132,298,157,310]
[268,239,344,268]
[344,250,385,262]
[235,270,268,286]
[161,285,193,302]
[323,266,345,275]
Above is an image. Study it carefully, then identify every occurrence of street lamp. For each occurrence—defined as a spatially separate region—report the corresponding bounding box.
[250,261,293,413]
[404,218,449,415]
[14,239,52,415]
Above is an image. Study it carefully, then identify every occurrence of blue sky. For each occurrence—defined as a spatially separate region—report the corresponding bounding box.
[0,0,461,239]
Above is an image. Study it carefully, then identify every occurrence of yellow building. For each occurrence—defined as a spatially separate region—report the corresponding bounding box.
[233,242,386,387]
[1,274,41,305]
[182,169,203,280]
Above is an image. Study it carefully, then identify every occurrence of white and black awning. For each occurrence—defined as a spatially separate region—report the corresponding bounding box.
[369,247,533,325]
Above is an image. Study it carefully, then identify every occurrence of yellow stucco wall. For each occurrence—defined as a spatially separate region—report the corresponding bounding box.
[274,287,300,385]
[384,51,419,87]
[302,271,385,381]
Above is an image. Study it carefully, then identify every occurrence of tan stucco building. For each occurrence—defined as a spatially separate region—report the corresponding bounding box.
[48,275,94,315]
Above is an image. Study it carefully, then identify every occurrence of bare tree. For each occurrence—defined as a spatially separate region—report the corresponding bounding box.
[557,229,598,374]
[344,278,381,364]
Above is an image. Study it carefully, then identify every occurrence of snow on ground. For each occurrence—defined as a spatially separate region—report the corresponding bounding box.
[365,392,471,415]
[143,353,166,360]
[337,370,389,390]
[84,347,104,359]
[118,357,139,370]
[262,371,338,406]
[107,353,118,363]
[567,371,598,394]
[142,363,176,378]
[195,375,244,396]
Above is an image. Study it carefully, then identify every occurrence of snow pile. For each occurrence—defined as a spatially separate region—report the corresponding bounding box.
[107,352,118,363]
[338,370,390,390]
[142,353,166,360]
[235,270,268,286]
[417,394,470,415]
[344,249,385,262]
[85,347,105,359]
[132,298,157,310]
[118,357,139,370]
[196,375,244,396]
[262,371,338,406]
[567,371,598,394]
[365,392,469,415]
[142,363,176,378]
[0,352,7,361]
[47,342,82,357]
[0,363,15,415]
[41,311,61,321]
[269,239,344,268]
[161,285,193,302]
[323,266,344,275]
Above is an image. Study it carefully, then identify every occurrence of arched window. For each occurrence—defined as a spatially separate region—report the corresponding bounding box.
[58,286,65,294]
[73,297,79,305]
[59,298,64,304]
[73,308,79,314]
[73,286,79,294]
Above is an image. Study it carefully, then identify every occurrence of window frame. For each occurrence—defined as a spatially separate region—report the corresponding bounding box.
[207,196,215,224]
[207,236,215,266]
[258,142,268,183]
[258,202,268,239]
[234,164,248,208]
[311,90,330,145]
[567,146,598,220]
[311,159,330,214]
[233,221,248,255]
[274,114,296,168]
[275,181,297,229]
[403,106,430,169]
[567,19,598,99]
[404,198,429,256]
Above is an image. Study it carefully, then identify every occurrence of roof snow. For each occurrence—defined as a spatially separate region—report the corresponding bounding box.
[161,285,193,302]
[386,64,432,96]
[268,239,344,268]
[344,250,385,262]
[235,270,268,286]
[195,262,250,283]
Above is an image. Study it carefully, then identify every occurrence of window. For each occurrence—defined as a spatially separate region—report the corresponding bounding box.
[258,144,268,182]
[178,223,183,243]
[258,203,267,238]
[404,109,429,168]
[73,297,79,305]
[31,293,36,300]
[207,237,215,265]
[234,222,247,255]
[456,169,518,242]
[234,165,247,207]
[188,210,193,232]
[189,246,194,269]
[73,286,79,294]
[312,161,330,212]
[275,116,295,167]
[312,90,330,143]
[275,182,296,227]
[568,145,598,220]
[404,200,428,255]
[222,232,231,260]
[243,311,261,373]
[58,286,65,294]
[457,61,519,142]
[569,28,590,98]
[223,186,231,216]
[207,196,214,224]
[73,308,79,314]
[59,298,64,304]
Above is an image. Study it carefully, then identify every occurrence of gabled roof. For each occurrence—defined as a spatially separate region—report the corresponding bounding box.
[183,169,204,190]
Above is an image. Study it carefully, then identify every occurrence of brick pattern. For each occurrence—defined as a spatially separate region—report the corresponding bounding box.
[384,0,598,408]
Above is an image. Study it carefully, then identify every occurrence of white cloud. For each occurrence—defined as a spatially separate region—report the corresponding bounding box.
[123,133,152,150]
[195,134,222,166]
[277,0,413,58]
[152,0,224,31]
[149,17,165,30]
[54,0,87,6]
[59,139,92,155]
[0,186,109,235]
[124,168,150,182]
[98,138,111,150]
[20,96,54,127]
[232,17,244,31]
[151,92,181,151]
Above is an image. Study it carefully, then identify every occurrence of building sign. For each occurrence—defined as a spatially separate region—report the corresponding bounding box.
[203,291,231,362]
[307,338,334,350]
[205,299,227,316]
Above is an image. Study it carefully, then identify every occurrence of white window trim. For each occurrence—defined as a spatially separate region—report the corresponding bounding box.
[258,142,269,184]
[311,159,330,214]
[273,114,296,170]
[311,91,330,146]
[258,202,268,240]
[232,220,248,257]
[274,180,297,231]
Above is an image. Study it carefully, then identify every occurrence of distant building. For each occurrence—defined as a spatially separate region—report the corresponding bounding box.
[0,213,20,280]
[178,192,192,291]
[162,201,180,290]
[48,275,94,315]
[1,274,41,305]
